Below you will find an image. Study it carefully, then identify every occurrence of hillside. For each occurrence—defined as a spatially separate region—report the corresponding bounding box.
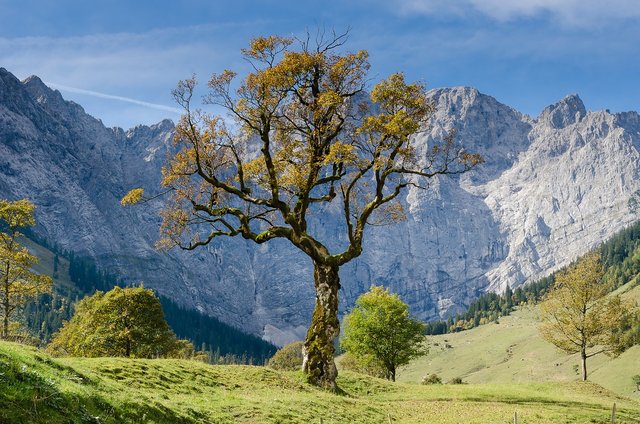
[1,340,638,424]
[398,281,640,399]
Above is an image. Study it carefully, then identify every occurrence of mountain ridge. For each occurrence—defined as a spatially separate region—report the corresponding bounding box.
[0,68,638,346]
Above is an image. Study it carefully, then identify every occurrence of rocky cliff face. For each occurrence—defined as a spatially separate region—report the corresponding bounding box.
[1,68,638,346]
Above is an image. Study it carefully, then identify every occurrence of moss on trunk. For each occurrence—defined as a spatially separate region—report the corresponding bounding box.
[302,263,340,390]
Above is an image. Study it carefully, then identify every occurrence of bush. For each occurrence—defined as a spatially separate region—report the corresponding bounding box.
[448,377,465,384]
[268,341,304,371]
[633,375,640,391]
[339,352,387,379]
[421,374,442,384]
[46,286,193,359]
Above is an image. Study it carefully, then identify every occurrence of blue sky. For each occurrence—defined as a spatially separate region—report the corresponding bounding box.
[1,0,639,129]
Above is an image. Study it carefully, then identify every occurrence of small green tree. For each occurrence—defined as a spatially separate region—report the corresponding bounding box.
[341,285,426,381]
[539,252,633,381]
[268,341,304,371]
[47,286,192,358]
[0,199,52,339]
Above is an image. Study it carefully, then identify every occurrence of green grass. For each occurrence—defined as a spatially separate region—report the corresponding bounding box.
[2,340,639,423]
[398,282,640,401]
[7,245,640,422]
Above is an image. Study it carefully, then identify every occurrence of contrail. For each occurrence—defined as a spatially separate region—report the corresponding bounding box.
[46,82,183,114]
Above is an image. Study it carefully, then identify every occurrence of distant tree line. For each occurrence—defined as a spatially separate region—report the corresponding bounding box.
[19,229,276,364]
[22,286,75,343]
[158,297,276,364]
[601,220,640,289]
[425,219,640,335]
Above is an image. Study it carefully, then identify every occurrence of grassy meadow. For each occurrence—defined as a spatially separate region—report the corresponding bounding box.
[1,339,639,423]
[398,281,640,401]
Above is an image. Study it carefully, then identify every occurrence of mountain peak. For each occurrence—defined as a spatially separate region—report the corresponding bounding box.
[22,75,66,106]
[0,67,15,78]
[0,69,44,116]
[22,75,49,90]
[539,94,586,129]
[428,86,480,103]
[0,68,23,94]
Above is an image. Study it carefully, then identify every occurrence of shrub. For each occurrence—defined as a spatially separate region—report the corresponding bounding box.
[339,352,387,379]
[421,374,442,384]
[448,377,465,384]
[268,341,304,371]
[46,286,193,359]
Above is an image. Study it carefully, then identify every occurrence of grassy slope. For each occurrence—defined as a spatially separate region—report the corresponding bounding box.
[20,236,75,291]
[398,282,640,400]
[2,341,639,424]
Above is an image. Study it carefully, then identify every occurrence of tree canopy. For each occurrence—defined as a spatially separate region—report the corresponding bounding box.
[124,31,480,389]
[539,252,634,381]
[0,199,52,339]
[341,285,426,381]
[47,286,193,358]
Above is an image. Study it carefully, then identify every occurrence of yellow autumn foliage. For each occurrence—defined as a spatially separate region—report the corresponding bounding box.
[120,188,145,206]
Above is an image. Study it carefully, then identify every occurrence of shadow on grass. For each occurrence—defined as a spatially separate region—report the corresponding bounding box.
[0,352,193,424]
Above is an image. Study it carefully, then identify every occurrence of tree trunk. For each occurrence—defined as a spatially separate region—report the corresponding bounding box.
[390,365,396,382]
[1,305,7,340]
[2,271,9,339]
[581,349,587,381]
[302,263,340,390]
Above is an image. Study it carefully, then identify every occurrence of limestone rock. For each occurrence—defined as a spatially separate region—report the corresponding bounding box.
[1,68,638,345]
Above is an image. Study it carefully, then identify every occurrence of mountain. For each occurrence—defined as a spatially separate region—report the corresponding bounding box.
[1,68,639,346]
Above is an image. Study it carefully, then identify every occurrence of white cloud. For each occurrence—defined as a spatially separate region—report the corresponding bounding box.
[0,25,248,127]
[395,0,640,26]
[0,28,223,92]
